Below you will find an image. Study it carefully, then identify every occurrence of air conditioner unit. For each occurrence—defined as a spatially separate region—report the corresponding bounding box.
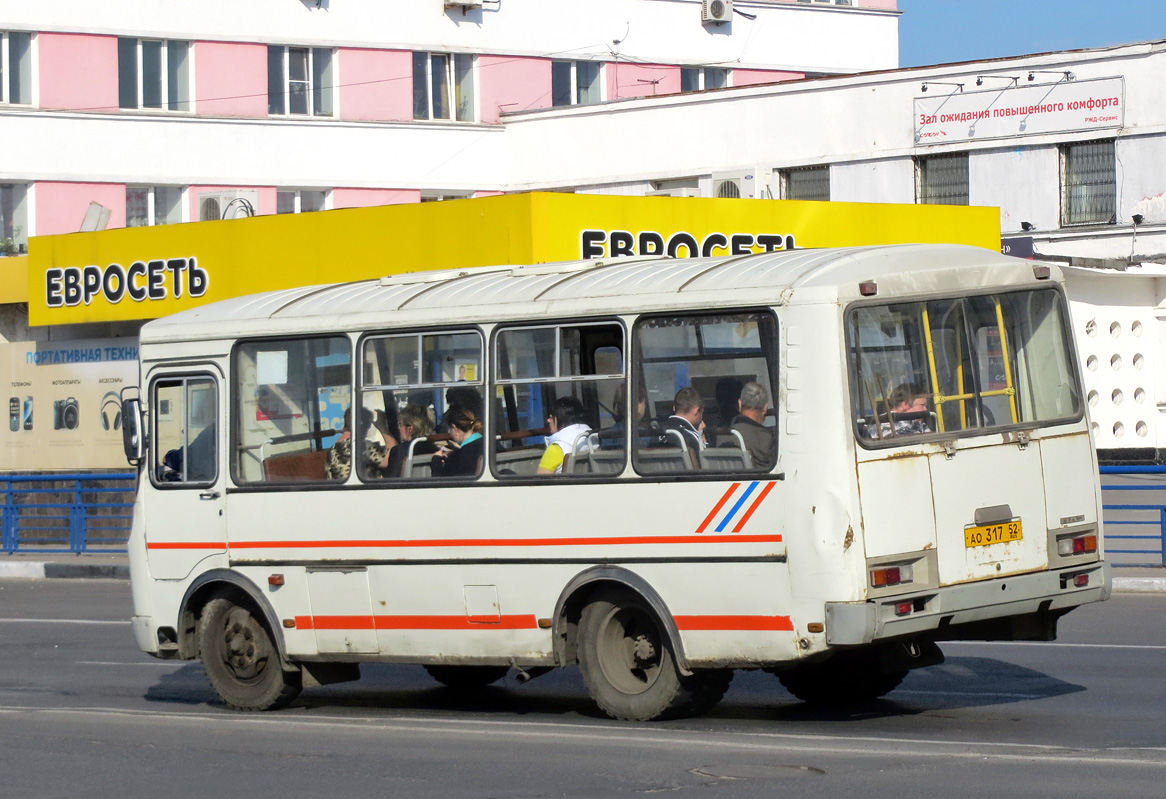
[646,188,702,198]
[444,0,483,9]
[198,190,259,222]
[702,0,733,24]
[711,170,765,199]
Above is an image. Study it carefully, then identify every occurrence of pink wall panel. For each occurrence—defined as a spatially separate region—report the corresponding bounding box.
[38,33,119,112]
[35,182,127,234]
[339,48,414,122]
[859,0,898,9]
[608,63,681,101]
[331,188,421,208]
[479,55,552,124]
[194,41,269,117]
[732,70,804,88]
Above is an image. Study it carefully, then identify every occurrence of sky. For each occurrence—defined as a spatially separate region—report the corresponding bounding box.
[898,0,1166,68]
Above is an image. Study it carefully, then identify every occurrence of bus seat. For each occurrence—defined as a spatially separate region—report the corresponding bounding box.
[701,430,753,471]
[568,432,624,475]
[496,446,545,476]
[636,429,694,473]
[261,449,329,481]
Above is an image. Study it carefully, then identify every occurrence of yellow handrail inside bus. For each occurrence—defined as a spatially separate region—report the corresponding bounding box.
[993,300,1019,424]
[921,306,945,433]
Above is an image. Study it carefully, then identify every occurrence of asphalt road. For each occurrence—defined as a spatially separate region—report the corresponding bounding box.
[1,579,1165,798]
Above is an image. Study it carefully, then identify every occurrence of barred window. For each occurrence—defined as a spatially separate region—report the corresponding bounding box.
[1061,140,1116,226]
[781,166,830,201]
[917,153,969,205]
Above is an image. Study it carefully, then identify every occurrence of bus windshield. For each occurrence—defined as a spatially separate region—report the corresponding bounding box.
[848,288,1081,443]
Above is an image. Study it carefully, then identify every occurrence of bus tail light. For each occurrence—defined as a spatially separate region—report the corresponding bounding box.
[871,564,913,588]
[894,601,913,617]
[1057,533,1097,556]
[1073,573,1090,587]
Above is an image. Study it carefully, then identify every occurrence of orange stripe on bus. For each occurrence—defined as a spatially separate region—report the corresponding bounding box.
[731,481,777,533]
[673,615,794,631]
[696,483,741,533]
[293,614,538,631]
[146,533,782,551]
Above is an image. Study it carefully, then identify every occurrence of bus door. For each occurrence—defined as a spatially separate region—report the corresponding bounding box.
[146,370,226,580]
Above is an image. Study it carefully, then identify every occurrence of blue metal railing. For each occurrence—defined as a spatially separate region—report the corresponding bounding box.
[1100,465,1166,568]
[1,473,137,554]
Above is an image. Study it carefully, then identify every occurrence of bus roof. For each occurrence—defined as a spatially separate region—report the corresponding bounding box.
[141,244,1051,344]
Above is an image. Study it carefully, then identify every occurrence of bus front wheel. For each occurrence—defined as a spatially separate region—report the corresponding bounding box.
[199,596,302,711]
[578,588,731,721]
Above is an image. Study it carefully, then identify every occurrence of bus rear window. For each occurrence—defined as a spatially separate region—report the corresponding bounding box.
[848,288,1081,444]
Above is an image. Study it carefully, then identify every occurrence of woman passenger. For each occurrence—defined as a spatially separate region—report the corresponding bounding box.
[430,405,484,477]
[537,396,591,475]
[384,403,437,477]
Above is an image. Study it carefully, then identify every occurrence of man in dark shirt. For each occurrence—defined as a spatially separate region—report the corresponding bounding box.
[662,386,707,452]
[731,382,777,472]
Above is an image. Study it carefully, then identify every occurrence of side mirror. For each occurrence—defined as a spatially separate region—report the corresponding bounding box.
[121,390,146,466]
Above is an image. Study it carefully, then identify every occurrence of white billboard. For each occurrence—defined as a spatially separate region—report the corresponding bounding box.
[914,76,1124,145]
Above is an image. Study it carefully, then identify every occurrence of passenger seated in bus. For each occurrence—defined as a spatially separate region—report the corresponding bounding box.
[438,386,482,433]
[537,397,592,475]
[662,387,707,451]
[326,407,390,480]
[712,377,744,430]
[384,403,438,477]
[867,383,932,438]
[602,383,661,450]
[430,405,484,477]
[731,382,777,471]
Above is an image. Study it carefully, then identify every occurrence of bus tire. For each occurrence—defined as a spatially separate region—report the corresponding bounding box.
[775,650,906,706]
[578,588,732,721]
[199,596,302,711]
[423,665,510,689]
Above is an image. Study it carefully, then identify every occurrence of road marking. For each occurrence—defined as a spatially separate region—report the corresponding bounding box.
[0,618,130,625]
[2,704,1165,768]
[75,661,184,668]
[945,641,1166,651]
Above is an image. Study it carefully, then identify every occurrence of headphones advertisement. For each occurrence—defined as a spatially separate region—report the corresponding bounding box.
[0,337,138,471]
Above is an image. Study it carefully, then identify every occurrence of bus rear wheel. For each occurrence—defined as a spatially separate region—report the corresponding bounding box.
[578,588,731,721]
[424,665,510,689]
[199,596,302,711]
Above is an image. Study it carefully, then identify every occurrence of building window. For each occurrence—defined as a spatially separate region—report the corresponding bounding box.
[916,153,969,205]
[781,166,830,201]
[118,38,189,111]
[413,52,475,121]
[1061,139,1116,227]
[552,60,602,107]
[0,182,28,254]
[277,190,328,214]
[680,67,730,92]
[1,31,32,105]
[126,186,183,227]
[267,46,333,116]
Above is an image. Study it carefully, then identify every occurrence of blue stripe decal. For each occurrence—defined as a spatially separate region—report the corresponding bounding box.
[715,481,759,533]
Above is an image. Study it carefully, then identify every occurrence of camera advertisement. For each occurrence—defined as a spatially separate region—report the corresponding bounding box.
[0,338,138,471]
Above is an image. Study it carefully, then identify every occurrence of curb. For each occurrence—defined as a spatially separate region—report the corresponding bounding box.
[1111,577,1166,593]
[0,562,130,580]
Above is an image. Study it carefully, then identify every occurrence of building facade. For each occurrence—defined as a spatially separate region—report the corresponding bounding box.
[0,0,897,248]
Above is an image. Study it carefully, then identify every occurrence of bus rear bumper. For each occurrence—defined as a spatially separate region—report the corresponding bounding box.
[825,561,1111,646]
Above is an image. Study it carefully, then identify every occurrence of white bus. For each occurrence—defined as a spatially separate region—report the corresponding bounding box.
[122,244,1110,720]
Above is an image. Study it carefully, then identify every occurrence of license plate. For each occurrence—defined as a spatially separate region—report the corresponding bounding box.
[964,519,1023,548]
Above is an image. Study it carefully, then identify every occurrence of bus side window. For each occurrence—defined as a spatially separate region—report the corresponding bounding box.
[492,322,625,478]
[232,336,352,484]
[152,376,218,486]
[359,329,484,481]
[633,311,779,475]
